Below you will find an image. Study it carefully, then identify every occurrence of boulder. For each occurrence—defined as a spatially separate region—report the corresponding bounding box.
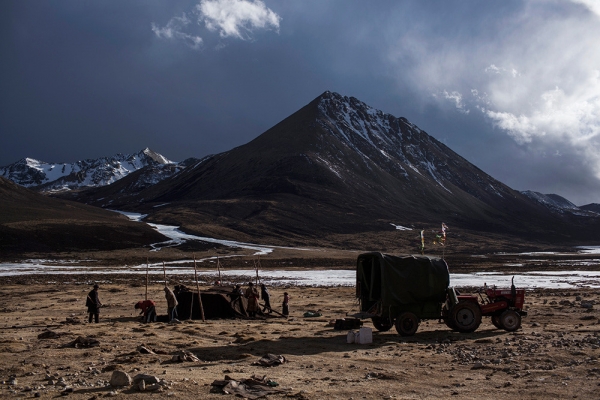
[132,374,160,385]
[109,370,132,387]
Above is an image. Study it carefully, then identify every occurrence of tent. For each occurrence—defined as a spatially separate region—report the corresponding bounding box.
[175,286,253,320]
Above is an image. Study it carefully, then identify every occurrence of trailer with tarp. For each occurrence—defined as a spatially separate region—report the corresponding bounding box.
[353,252,450,336]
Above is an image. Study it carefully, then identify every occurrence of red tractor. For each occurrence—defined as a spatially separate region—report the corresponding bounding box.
[443,277,527,333]
[355,253,527,336]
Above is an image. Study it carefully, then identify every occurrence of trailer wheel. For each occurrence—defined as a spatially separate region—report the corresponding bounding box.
[395,312,419,336]
[500,310,521,332]
[450,301,482,333]
[491,314,503,329]
[372,317,393,332]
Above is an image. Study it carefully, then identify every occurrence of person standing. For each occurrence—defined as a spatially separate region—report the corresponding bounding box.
[260,283,272,313]
[282,292,290,317]
[229,285,246,315]
[86,284,102,323]
[164,286,179,322]
[245,282,260,318]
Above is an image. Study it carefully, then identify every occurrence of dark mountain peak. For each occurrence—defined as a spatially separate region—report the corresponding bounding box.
[521,191,578,210]
[580,203,600,214]
[521,191,600,217]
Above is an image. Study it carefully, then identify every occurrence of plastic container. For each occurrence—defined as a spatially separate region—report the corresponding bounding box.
[357,327,372,344]
[346,330,355,343]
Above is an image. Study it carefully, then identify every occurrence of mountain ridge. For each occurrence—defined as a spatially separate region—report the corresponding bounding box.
[67,91,598,247]
[0,147,174,192]
[3,91,599,251]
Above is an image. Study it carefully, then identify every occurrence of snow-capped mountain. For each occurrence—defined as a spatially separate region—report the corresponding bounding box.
[0,148,175,192]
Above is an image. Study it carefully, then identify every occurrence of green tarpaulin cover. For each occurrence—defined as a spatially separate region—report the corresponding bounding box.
[357,252,449,307]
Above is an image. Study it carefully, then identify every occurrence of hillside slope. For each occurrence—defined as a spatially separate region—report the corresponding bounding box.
[0,177,166,254]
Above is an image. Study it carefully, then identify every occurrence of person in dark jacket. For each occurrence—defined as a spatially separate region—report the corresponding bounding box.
[228,285,246,316]
[245,282,260,318]
[86,284,102,323]
[260,283,272,313]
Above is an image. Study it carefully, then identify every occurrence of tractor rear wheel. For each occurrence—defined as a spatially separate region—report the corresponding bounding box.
[372,317,393,332]
[500,310,521,332]
[395,312,419,336]
[450,301,482,333]
[491,314,503,329]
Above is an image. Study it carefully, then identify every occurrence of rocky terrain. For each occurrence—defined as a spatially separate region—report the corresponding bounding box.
[0,276,598,399]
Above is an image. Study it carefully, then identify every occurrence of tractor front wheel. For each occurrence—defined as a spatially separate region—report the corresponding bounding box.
[500,310,521,332]
[372,317,393,332]
[450,301,482,333]
[395,312,419,336]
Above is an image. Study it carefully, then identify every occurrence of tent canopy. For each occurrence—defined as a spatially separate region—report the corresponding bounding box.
[176,286,249,320]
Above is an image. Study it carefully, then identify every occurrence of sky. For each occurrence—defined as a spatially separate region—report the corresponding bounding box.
[2,0,600,205]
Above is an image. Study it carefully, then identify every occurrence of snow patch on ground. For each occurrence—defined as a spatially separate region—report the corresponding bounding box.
[390,224,412,231]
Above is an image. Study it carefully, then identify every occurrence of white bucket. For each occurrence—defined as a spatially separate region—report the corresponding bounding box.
[346,330,355,343]
[357,327,372,344]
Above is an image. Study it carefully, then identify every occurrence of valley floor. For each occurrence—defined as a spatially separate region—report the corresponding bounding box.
[0,279,599,399]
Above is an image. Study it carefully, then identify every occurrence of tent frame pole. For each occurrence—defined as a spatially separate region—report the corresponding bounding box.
[194,255,206,322]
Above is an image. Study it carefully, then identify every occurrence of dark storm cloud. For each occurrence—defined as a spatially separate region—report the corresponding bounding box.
[1,0,599,205]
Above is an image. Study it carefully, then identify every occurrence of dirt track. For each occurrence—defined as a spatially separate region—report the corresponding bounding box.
[1,280,599,399]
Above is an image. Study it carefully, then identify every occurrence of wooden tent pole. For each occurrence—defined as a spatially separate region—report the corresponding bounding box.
[255,255,261,285]
[163,261,167,287]
[188,257,194,320]
[194,255,206,321]
[145,257,149,301]
[217,257,222,284]
[259,302,285,317]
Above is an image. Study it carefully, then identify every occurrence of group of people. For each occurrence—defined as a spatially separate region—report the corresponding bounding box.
[86,284,179,324]
[229,282,290,318]
[86,281,290,323]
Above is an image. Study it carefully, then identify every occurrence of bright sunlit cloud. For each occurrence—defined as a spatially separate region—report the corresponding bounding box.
[388,0,600,190]
[571,0,600,17]
[198,0,280,39]
[152,0,280,48]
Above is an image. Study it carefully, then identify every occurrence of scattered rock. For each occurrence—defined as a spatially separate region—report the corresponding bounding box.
[137,344,156,354]
[471,362,485,370]
[65,336,99,349]
[38,330,61,339]
[60,387,73,396]
[132,374,160,385]
[172,350,200,362]
[63,317,82,325]
[109,370,132,387]
[145,383,162,392]
[252,354,287,367]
